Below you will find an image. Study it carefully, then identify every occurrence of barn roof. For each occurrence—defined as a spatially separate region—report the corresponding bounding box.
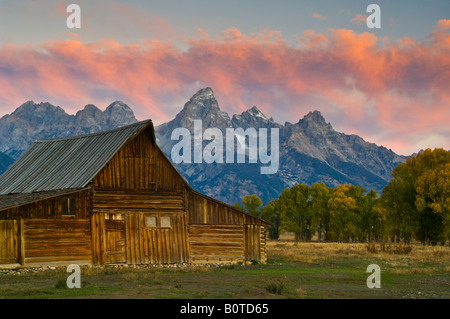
[0,120,153,195]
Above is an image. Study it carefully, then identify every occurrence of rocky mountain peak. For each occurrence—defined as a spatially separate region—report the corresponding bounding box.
[74,104,107,134]
[191,87,215,100]
[106,100,128,109]
[298,110,333,131]
[302,110,326,123]
[155,88,233,151]
[104,100,128,112]
[183,87,220,114]
[174,88,231,129]
[104,101,138,128]
[8,101,72,131]
[249,105,266,116]
[244,106,271,122]
[13,100,66,116]
[231,105,282,129]
[14,100,35,111]
[82,104,101,112]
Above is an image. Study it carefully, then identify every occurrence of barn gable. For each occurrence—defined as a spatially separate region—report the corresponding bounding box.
[0,119,268,268]
[0,120,153,195]
[92,122,189,192]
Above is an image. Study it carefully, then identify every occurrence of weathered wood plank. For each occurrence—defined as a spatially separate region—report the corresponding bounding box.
[20,219,92,264]
[0,220,19,264]
[0,190,91,220]
[188,224,245,264]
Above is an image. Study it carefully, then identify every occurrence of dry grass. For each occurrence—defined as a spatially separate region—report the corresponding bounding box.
[267,233,450,270]
[268,241,368,263]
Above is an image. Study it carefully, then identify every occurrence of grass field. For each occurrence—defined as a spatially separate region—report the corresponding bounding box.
[0,239,449,299]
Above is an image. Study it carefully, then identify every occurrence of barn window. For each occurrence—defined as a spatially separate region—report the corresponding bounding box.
[61,197,76,216]
[160,216,171,228]
[146,216,171,228]
[146,216,157,227]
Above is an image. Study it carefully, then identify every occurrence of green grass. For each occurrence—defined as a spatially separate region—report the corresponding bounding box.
[0,241,449,299]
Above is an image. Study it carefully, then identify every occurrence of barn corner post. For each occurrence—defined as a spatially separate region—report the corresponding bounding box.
[257,220,268,264]
[18,218,25,266]
[243,217,269,264]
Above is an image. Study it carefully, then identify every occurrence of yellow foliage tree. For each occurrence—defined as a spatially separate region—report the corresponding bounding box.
[415,163,450,240]
[327,185,359,241]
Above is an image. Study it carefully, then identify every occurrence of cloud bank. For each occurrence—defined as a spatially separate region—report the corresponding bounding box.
[0,21,449,155]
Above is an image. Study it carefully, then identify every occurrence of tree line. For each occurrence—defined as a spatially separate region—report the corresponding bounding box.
[233,148,450,244]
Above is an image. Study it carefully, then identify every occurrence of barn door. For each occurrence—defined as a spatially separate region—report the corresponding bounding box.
[0,220,19,264]
[105,214,126,264]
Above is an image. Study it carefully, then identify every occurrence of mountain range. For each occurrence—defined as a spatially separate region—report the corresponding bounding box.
[0,100,137,159]
[0,88,408,205]
[155,88,407,204]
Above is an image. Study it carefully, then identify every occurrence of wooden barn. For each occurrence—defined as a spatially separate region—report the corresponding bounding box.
[0,120,269,268]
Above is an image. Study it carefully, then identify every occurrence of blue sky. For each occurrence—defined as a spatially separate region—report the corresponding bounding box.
[1,0,448,46]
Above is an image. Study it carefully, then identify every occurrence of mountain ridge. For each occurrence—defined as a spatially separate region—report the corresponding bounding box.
[0,88,408,204]
[154,87,407,204]
[0,100,138,159]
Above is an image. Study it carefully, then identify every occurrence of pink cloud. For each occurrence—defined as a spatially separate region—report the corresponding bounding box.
[350,14,367,26]
[438,19,450,29]
[312,13,327,21]
[298,30,328,49]
[0,24,449,155]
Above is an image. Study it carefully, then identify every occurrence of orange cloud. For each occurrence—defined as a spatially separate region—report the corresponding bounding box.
[0,24,449,155]
[298,30,328,49]
[312,13,327,21]
[350,14,367,26]
[438,19,450,29]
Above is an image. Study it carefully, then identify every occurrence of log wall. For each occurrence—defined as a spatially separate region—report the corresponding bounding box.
[0,189,91,220]
[187,192,243,225]
[187,192,268,263]
[188,225,244,263]
[187,191,267,227]
[0,219,93,266]
[92,189,184,213]
[23,219,92,265]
